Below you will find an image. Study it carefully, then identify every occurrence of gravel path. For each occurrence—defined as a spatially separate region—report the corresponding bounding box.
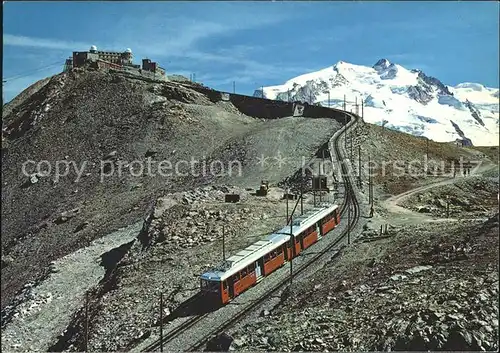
[1,222,142,352]
[379,163,498,226]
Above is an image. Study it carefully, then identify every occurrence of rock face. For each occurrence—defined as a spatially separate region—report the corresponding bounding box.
[465,99,485,127]
[416,70,453,96]
[450,120,474,146]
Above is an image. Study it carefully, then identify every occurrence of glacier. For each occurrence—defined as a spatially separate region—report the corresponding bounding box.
[253,59,499,146]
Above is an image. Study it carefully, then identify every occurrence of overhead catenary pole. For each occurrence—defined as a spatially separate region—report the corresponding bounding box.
[85,292,89,352]
[358,145,362,189]
[347,204,351,244]
[300,179,304,215]
[344,114,347,151]
[328,91,331,107]
[289,215,294,286]
[368,155,372,204]
[233,81,235,94]
[160,293,164,353]
[286,189,289,223]
[350,128,353,163]
[361,99,364,119]
[222,225,226,261]
[320,150,325,203]
[343,94,346,111]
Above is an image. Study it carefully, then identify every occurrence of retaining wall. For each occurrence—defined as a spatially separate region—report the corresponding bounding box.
[187,85,355,125]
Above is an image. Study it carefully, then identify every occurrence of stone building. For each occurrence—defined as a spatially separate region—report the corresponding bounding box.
[71,46,137,68]
[64,45,167,80]
[142,58,166,77]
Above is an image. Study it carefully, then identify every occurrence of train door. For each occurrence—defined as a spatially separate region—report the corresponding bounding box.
[228,275,236,299]
[255,260,262,279]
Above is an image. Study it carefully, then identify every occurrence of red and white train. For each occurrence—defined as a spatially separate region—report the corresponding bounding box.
[200,203,340,304]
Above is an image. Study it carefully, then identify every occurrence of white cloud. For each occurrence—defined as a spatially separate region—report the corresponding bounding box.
[2,9,299,99]
[3,34,92,51]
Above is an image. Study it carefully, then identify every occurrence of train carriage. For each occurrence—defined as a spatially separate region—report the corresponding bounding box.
[200,203,340,304]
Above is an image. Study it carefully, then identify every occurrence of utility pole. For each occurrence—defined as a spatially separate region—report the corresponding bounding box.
[328,91,331,107]
[286,189,289,224]
[300,179,304,215]
[347,204,351,245]
[160,293,164,353]
[261,86,264,98]
[361,99,364,119]
[289,215,294,286]
[233,81,235,94]
[85,292,89,352]
[350,128,353,163]
[222,225,226,261]
[343,94,346,111]
[344,114,347,151]
[2,80,6,106]
[358,145,362,189]
[368,155,372,204]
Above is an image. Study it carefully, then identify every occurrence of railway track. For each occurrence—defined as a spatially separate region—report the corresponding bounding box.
[141,112,361,352]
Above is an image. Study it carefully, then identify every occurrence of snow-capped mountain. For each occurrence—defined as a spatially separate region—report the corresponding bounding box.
[253,59,499,146]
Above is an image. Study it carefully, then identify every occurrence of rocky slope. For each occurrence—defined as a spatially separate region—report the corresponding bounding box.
[1,67,339,351]
[255,59,499,146]
[229,213,499,351]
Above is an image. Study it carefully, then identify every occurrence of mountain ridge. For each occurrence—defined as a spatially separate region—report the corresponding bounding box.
[254,59,499,146]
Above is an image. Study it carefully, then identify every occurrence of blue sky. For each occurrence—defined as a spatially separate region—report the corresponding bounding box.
[3,1,499,103]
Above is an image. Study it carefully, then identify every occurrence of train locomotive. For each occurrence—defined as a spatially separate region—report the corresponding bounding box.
[200,203,340,304]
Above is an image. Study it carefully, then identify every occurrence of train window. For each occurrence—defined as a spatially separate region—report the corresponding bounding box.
[241,269,247,277]
[201,279,220,292]
[223,280,228,290]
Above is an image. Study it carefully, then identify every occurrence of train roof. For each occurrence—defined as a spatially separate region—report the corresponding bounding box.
[276,203,338,237]
[200,203,338,282]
